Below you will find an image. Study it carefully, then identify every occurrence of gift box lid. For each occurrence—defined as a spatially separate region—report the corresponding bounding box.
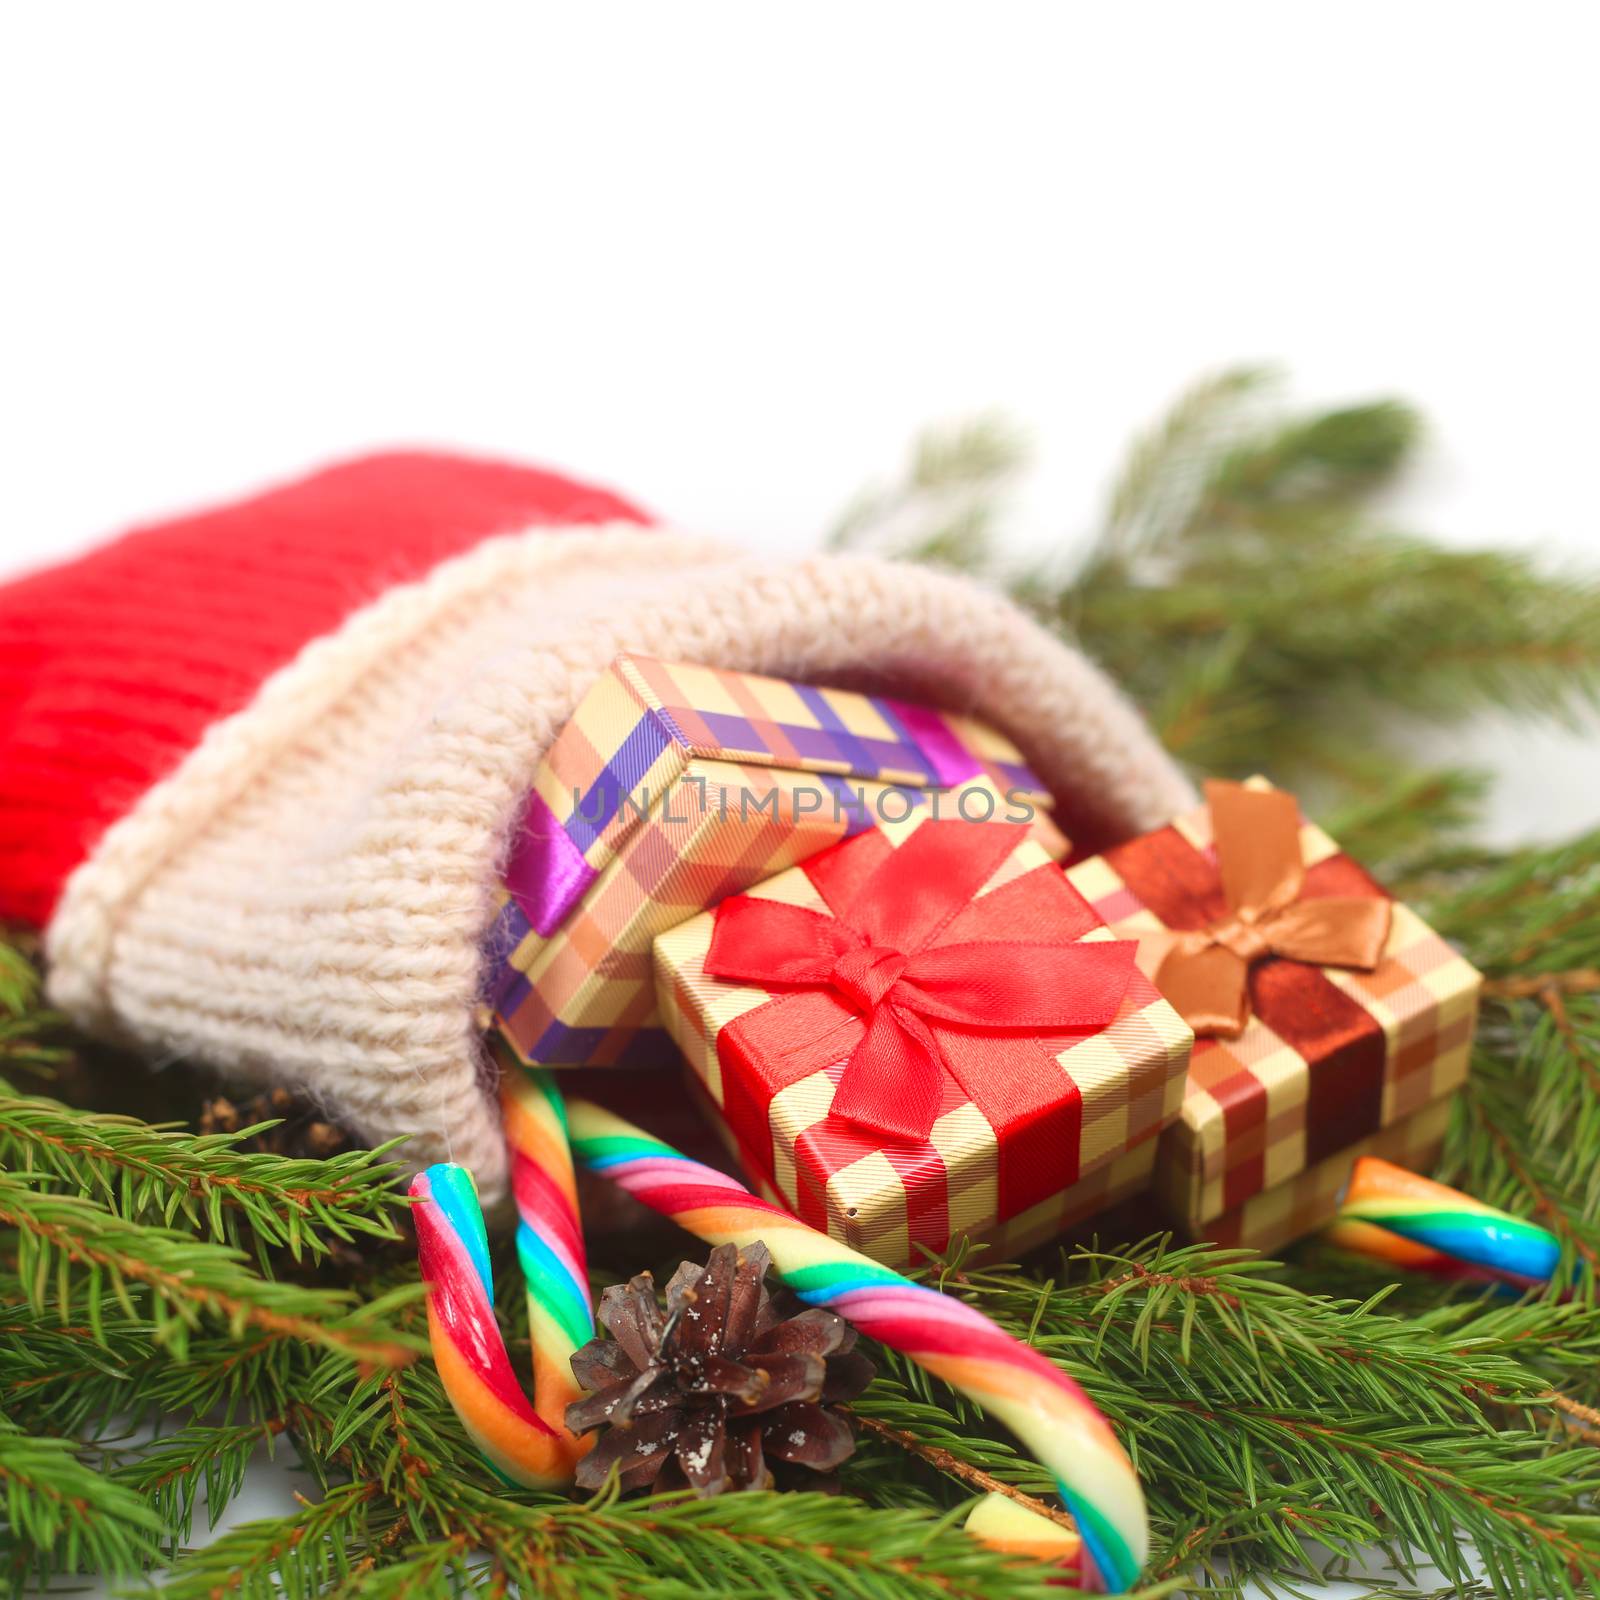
[653,800,1192,1268]
[500,655,1051,940]
[1064,777,1481,1228]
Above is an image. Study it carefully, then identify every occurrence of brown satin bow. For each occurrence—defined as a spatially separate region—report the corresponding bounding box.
[1148,780,1393,1038]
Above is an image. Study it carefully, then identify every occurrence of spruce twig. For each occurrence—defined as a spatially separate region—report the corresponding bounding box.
[828,412,1029,569]
[0,1172,421,1368]
[0,937,63,1081]
[158,1477,1136,1600]
[850,1411,1080,1533]
[0,1412,163,1585]
[857,1243,1600,1593]
[0,1078,405,1263]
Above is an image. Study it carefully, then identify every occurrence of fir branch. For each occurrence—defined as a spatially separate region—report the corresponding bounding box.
[849,1410,1077,1534]
[0,1411,163,1588]
[868,1241,1600,1595]
[995,376,1599,857]
[0,1075,406,1261]
[828,413,1028,569]
[314,1477,1144,1600]
[1320,767,1491,883]
[325,1535,487,1600]
[1202,397,1420,516]
[113,1418,287,1550]
[1419,830,1600,978]
[0,1171,421,1367]
[1091,365,1276,567]
[156,1479,381,1600]
[1066,529,1600,780]
[1483,969,1600,1000]
[289,1354,470,1514]
[1441,1029,1600,1294]
[155,1479,1122,1600]
[0,936,63,1080]
[0,1296,308,1438]
[1402,833,1600,1293]
[1549,1391,1600,1447]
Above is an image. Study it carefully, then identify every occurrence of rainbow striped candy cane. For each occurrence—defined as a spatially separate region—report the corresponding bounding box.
[1327,1157,1562,1291]
[411,1164,581,1486]
[552,1089,1149,1592]
[409,1073,594,1486]
[502,1072,595,1447]
[413,1069,1147,1591]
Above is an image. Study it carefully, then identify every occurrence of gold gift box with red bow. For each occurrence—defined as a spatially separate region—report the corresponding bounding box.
[654,802,1192,1269]
[1063,778,1482,1253]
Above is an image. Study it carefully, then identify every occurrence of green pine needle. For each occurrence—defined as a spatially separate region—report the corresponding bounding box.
[0,1171,422,1368]
[0,1076,407,1262]
[0,1412,163,1587]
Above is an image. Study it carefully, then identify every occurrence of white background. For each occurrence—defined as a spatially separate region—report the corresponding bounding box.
[3,4,1598,842]
[3,4,1596,1592]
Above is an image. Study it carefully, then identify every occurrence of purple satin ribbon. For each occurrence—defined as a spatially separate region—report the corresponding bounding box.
[503,790,598,936]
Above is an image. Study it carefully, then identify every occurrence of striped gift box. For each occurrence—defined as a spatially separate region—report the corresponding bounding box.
[653,803,1192,1270]
[1064,779,1480,1243]
[1202,1096,1454,1256]
[697,1080,1162,1264]
[489,655,1061,1072]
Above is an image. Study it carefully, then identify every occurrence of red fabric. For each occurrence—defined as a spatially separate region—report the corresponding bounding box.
[0,452,650,926]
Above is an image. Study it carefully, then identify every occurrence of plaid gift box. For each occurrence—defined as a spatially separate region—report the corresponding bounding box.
[1063,778,1480,1243]
[488,655,1062,1071]
[687,1062,1161,1262]
[654,805,1192,1269]
[1205,1097,1453,1256]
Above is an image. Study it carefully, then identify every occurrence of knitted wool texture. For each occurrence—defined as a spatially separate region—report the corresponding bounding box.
[24,474,1194,1205]
[0,452,644,928]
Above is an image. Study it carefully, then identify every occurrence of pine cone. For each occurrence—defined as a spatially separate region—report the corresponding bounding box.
[566,1240,874,1496]
[198,1088,350,1159]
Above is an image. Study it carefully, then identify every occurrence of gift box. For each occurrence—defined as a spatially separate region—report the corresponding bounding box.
[1204,1097,1452,1256]
[488,654,1063,1071]
[1063,778,1481,1245]
[686,1060,1163,1263]
[653,805,1192,1268]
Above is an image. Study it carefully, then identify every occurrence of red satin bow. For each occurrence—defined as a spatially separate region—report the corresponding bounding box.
[704,819,1138,1142]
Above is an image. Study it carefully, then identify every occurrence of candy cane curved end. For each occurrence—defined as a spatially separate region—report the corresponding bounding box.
[965,1492,1084,1577]
[559,1096,1149,1593]
[410,1164,583,1488]
[1333,1157,1561,1287]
